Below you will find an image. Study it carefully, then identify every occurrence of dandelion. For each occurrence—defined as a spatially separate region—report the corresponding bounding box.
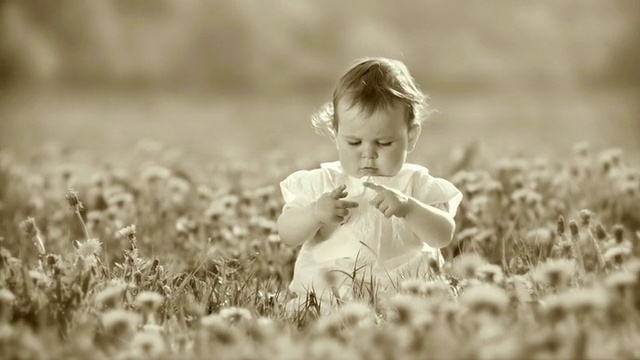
[101,309,140,335]
[19,217,46,255]
[130,330,166,358]
[95,285,126,309]
[422,280,454,300]
[524,228,554,251]
[116,224,137,239]
[200,314,238,344]
[459,284,510,316]
[76,238,102,258]
[386,294,424,325]
[562,287,610,316]
[603,271,636,298]
[400,278,428,296]
[175,216,198,234]
[135,291,164,314]
[578,209,593,227]
[28,270,50,288]
[338,302,375,329]
[219,306,252,325]
[140,165,171,184]
[603,246,631,266]
[449,253,488,279]
[476,264,504,285]
[532,259,575,290]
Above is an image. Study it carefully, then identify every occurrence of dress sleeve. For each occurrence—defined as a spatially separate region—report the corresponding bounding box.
[412,168,463,217]
[279,170,322,211]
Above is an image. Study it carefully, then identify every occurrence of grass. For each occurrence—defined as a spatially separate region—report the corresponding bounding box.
[1,134,640,359]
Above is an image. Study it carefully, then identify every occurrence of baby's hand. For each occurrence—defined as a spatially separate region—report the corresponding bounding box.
[364,182,410,218]
[313,184,359,224]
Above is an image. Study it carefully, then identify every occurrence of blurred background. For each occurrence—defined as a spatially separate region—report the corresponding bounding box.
[0,0,639,166]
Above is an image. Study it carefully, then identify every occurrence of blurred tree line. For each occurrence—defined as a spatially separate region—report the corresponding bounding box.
[0,0,638,94]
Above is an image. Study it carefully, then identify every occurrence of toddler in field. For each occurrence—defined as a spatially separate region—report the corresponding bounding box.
[277,57,463,311]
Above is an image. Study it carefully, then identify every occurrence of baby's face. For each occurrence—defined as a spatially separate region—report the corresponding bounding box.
[335,99,420,178]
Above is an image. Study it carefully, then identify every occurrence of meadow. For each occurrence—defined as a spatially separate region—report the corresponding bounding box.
[1,89,640,359]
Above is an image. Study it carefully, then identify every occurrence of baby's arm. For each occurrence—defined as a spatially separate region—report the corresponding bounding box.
[277,184,359,247]
[403,197,455,248]
[364,182,455,249]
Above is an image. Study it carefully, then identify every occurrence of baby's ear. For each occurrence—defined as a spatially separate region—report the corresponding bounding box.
[407,124,421,152]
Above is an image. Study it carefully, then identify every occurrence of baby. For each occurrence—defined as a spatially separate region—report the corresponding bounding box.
[277,57,463,309]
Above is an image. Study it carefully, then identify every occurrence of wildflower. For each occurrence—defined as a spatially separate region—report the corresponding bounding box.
[116,224,137,239]
[167,176,191,194]
[449,253,488,279]
[578,209,593,227]
[603,245,631,266]
[130,331,166,358]
[140,165,171,184]
[524,228,554,250]
[338,302,375,328]
[19,217,46,255]
[175,216,198,234]
[386,294,424,325]
[476,264,504,285]
[459,284,510,316]
[400,278,428,296]
[101,309,140,334]
[563,287,610,315]
[135,291,164,313]
[200,314,238,344]
[106,192,134,209]
[76,238,102,258]
[95,285,126,309]
[531,259,575,289]
[539,293,569,323]
[65,188,82,208]
[603,271,636,298]
[423,280,454,299]
[28,269,50,288]
[219,306,252,325]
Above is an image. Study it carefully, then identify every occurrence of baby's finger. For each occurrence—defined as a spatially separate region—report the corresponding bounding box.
[335,208,350,217]
[336,200,359,209]
[369,195,384,208]
[330,184,347,200]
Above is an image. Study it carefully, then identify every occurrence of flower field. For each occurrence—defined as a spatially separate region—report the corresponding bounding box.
[1,140,640,360]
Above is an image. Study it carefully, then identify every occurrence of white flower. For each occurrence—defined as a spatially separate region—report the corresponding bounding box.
[76,238,102,257]
[135,291,164,313]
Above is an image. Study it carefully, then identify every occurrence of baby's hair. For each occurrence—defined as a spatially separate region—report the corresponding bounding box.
[311,57,432,137]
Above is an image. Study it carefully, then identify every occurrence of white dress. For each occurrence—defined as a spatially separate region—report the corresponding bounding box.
[280,161,463,302]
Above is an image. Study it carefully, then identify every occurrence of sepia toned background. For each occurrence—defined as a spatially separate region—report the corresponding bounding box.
[1,0,639,167]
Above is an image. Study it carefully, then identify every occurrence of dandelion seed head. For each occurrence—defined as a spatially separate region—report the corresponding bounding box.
[130,331,166,358]
[524,228,554,249]
[562,287,610,315]
[95,284,126,309]
[219,306,252,324]
[532,259,575,288]
[476,264,504,284]
[19,217,39,238]
[459,284,510,316]
[338,302,375,328]
[135,291,165,313]
[449,253,488,279]
[604,245,631,266]
[604,271,637,296]
[65,188,81,208]
[140,165,171,184]
[386,294,423,324]
[578,209,593,226]
[101,309,140,334]
[116,224,137,239]
[400,278,428,296]
[77,238,102,258]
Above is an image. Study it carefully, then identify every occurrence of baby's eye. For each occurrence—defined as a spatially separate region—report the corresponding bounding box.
[348,141,361,146]
[378,142,392,147]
